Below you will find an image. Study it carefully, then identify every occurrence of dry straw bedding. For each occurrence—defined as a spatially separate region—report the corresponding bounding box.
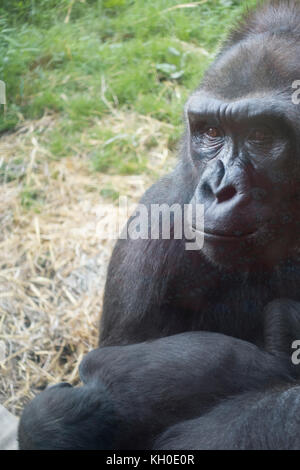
[0,111,174,415]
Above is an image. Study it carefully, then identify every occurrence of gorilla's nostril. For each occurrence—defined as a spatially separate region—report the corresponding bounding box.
[216,186,237,203]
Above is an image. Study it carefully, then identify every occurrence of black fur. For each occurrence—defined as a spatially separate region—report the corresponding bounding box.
[18,383,118,450]
[154,384,300,450]
[18,329,295,449]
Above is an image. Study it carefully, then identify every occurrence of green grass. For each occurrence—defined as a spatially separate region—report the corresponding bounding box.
[0,157,26,183]
[20,185,45,210]
[0,0,258,174]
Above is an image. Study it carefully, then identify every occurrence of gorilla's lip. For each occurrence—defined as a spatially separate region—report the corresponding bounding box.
[192,227,257,241]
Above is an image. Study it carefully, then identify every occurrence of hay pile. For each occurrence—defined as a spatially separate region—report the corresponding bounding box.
[0,111,175,415]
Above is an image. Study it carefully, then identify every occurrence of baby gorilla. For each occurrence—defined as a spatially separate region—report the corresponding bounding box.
[18,299,300,450]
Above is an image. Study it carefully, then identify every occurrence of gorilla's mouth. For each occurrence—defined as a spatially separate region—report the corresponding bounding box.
[193,227,257,241]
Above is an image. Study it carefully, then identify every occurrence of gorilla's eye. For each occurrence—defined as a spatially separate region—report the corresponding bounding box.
[248,129,273,143]
[191,123,224,154]
[205,127,222,139]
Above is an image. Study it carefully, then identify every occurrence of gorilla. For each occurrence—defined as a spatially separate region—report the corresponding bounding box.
[96,0,300,448]
[19,0,300,450]
[18,299,300,450]
[100,0,300,347]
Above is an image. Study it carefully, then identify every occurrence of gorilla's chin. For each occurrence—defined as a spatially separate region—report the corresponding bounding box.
[201,227,299,272]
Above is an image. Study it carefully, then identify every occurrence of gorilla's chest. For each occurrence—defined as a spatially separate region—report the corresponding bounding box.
[170,261,300,342]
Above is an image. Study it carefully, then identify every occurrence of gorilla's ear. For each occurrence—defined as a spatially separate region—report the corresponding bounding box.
[18,382,119,450]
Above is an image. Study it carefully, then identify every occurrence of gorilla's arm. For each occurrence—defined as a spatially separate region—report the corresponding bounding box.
[154,384,300,450]
[18,382,118,450]
[99,164,199,347]
[19,331,294,450]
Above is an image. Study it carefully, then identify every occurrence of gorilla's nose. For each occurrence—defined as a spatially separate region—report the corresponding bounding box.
[215,185,237,203]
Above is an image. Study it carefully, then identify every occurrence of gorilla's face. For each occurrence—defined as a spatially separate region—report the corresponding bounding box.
[187,92,300,270]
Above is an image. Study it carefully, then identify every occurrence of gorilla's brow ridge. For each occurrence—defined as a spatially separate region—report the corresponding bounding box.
[187,96,294,129]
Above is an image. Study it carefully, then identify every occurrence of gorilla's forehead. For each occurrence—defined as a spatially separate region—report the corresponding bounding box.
[185,91,298,129]
[200,35,300,101]
[187,93,285,115]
